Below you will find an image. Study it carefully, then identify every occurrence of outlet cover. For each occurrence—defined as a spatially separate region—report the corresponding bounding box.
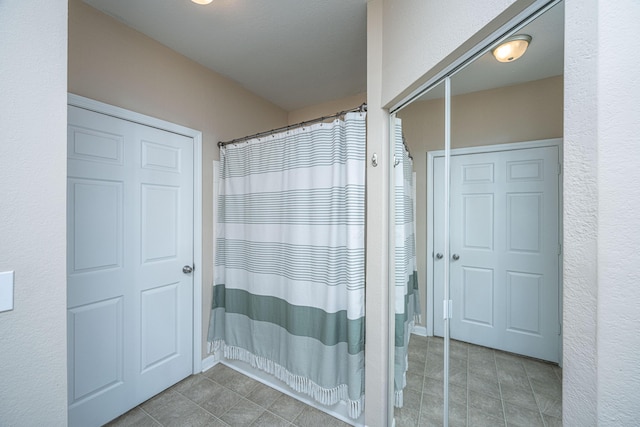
[0,271,15,312]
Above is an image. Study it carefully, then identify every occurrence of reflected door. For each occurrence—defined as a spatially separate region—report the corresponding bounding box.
[67,106,194,426]
[435,145,560,362]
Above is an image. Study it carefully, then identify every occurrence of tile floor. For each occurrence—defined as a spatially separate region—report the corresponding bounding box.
[395,335,563,426]
[107,336,562,427]
[106,363,352,427]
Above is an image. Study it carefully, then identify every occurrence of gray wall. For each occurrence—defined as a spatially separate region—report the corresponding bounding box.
[0,0,68,425]
[564,0,640,423]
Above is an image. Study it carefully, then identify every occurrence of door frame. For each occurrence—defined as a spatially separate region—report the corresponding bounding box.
[67,93,204,374]
[425,137,563,362]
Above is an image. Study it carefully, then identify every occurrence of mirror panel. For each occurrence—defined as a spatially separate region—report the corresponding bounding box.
[391,80,447,425]
[391,2,564,426]
[448,2,564,424]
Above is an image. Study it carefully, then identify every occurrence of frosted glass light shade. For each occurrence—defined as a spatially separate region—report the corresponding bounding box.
[191,0,213,4]
[492,35,532,63]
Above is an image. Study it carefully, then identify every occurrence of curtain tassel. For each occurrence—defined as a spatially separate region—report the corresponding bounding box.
[218,342,364,419]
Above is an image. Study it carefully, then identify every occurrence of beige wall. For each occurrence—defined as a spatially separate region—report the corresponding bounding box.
[381,0,540,106]
[0,0,68,424]
[68,0,288,360]
[288,92,367,124]
[398,75,563,325]
[365,1,393,425]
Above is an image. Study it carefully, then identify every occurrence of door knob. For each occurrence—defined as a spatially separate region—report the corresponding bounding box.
[182,265,193,274]
[452,254,460,261]
[435,253,444,259]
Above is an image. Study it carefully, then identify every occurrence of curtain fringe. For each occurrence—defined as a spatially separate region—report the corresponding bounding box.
[214,340,364,419]
[394,319,415,409]
[395,389,404,408]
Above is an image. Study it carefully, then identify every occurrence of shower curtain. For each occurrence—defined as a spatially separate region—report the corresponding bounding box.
[393,119,421,407]
[208,112,366,419]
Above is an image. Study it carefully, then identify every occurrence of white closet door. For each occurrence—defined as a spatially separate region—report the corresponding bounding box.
[434,145,560,362]
[67,106,194,426]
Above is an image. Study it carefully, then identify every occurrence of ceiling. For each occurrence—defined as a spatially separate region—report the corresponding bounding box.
[418,2,564,101]
[452,3,564,95]
[83,0,368,112]
[82,1,562,112]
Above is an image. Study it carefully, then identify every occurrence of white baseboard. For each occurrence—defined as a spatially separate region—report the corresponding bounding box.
[411,325,428,337]
[201,354,218,373]
[222,359,364,427]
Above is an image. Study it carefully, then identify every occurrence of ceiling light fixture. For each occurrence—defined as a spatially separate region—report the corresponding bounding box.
[492,34,532,63]
[191,0,213,4]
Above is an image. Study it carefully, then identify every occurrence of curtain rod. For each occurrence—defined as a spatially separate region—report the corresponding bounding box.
[218,103,367,147]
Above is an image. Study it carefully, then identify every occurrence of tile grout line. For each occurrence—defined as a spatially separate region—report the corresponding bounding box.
[208,372,288,425]
[206,370,331,427]
[494,349,508,427]
[171,380,232,425]
[523,363,549,427]
[416,336,430,426]
[465,344,470,426]
[113,368,346,427]
[204,374,295,426]
[209,372,266,422]
[138,404,165,427]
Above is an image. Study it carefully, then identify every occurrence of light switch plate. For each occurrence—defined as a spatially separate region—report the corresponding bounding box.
[0,271,15,312]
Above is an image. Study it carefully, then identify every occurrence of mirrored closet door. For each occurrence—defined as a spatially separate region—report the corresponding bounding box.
[391,80,449,426]
[391,1,564,425]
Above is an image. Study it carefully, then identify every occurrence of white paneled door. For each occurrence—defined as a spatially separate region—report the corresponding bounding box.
[67,106,194,426]
[434,145,560,362]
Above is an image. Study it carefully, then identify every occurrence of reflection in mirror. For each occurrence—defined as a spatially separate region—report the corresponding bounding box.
[390,112,421,410]
[449,1,563,425]
[392,81,447,425]
[391,2,564,426]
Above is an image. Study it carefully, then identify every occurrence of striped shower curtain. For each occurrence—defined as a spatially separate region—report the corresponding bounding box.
[208,112,366,418]
[393,118,421,407]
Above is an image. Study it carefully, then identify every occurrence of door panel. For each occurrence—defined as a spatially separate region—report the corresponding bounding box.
[141,184,180,262]
[68,297,124,404]
[141,283,179,371]
[68,126,124,165]
[461,266,494,326]
[507,193,542,252]
[434,145,559,362]
[506,271,542,335]
[69,179,123,273]
[462,194,494,250]
[67,106,194,426]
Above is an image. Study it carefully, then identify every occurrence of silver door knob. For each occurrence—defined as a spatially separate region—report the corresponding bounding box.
[182,265,193,274]
[435,253,444,259]
[452,254,460,261]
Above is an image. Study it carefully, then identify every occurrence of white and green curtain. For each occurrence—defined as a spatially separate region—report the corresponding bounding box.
[393,119,421,407]
[208,112,366,419]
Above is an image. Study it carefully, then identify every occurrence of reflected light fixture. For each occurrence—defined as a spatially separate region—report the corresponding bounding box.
[492,34,532,62]
[191,0,213,4]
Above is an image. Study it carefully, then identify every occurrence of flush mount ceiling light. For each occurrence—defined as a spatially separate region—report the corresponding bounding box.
[191,0,213,4]
[492,34,532,63]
